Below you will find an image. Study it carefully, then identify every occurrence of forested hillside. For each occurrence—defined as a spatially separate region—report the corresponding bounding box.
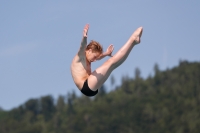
[0,60,200,133]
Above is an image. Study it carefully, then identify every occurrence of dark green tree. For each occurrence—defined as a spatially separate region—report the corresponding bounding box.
[40,95,55,121]
[25,98,40,115]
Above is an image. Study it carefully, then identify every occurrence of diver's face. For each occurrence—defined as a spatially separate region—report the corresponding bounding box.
[86,49,101,62]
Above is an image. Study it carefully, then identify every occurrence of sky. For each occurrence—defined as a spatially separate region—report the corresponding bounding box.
[0,1,200,110]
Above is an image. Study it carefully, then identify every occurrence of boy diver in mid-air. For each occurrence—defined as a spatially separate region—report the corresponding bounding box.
[71,24,143,96]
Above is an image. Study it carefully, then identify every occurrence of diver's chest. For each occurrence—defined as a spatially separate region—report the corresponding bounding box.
[83,62,91,74]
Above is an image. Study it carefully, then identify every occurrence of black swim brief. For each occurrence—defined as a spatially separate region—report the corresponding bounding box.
[81,79,98,97]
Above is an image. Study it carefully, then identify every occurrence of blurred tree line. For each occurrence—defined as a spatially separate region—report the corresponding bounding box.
[0,60,200,133]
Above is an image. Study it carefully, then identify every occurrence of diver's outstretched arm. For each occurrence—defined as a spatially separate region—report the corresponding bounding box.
[78,24,89,56]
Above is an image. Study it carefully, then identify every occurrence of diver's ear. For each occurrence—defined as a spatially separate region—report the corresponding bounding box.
[88,49,92,53]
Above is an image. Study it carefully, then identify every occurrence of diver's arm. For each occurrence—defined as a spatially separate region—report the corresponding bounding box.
[78,24,89,57]
[97,44,114,60]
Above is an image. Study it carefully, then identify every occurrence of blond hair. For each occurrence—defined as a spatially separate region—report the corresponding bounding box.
[86,40,103,54]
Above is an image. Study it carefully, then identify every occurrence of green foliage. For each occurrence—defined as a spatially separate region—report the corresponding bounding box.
[0,61,200,133]
[40,95,55,121]
[25,99,40,115]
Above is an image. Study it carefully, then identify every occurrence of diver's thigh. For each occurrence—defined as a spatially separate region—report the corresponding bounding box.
[88,60,113,90]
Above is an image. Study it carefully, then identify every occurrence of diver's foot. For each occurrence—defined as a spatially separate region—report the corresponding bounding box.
[133,27,143,44]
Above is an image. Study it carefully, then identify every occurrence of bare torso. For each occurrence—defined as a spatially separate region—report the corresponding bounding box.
[71,54,91,90]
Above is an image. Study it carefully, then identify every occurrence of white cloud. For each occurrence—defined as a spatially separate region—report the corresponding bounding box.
[0,43,37,57]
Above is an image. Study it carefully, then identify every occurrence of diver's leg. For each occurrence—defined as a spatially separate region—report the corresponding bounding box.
[88,27,143,91]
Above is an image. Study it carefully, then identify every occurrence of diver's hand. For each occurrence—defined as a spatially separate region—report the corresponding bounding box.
[106,44,114,57]
[83,24,89,37]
